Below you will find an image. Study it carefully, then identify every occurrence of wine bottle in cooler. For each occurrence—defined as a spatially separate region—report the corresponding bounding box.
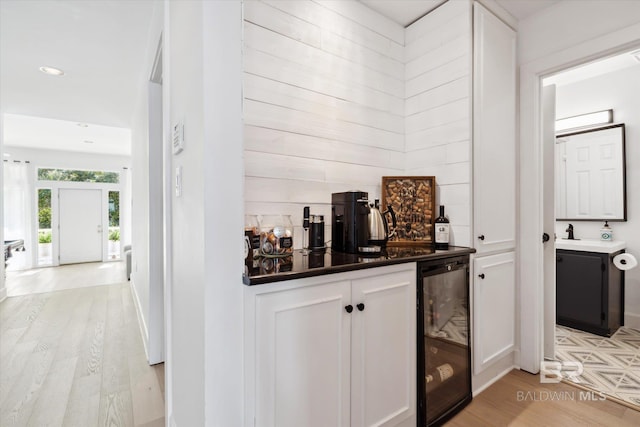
[434,206,450,250]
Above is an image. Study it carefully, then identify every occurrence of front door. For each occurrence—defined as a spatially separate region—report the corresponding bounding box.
[59,189,103,264]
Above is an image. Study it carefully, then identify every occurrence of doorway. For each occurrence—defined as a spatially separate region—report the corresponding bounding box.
[539,50,640,408]
[59,188,103,264]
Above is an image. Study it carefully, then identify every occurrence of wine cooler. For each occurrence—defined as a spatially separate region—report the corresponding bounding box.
[417,255,472,426]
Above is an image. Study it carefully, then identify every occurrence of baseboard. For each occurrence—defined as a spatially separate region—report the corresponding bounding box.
[472,352,516,396]
[624,312,640,330]
[129,277,151,363]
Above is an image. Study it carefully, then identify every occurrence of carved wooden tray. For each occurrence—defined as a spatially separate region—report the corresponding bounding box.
[381,176,436,246]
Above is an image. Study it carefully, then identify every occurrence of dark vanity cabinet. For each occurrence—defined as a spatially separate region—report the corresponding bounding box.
[556,249,624,337]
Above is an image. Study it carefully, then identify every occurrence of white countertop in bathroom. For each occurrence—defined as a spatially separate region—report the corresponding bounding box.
[555,239,626,254]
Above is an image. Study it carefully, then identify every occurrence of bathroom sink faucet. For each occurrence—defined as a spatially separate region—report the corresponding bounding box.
[566,224,575,240]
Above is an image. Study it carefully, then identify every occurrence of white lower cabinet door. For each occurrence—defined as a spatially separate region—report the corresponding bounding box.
[351,269,416,427]
[473,252,516,374]
[254,280,351,427]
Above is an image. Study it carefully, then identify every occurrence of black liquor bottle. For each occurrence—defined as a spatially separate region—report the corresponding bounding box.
[434,206,450,250]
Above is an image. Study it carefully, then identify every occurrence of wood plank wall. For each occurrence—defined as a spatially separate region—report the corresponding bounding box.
[243,0,473,248]
[404,0,472,247]
[243,0,405,248]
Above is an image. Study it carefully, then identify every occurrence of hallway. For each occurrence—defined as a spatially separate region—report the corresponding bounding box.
[5,261,126,297]
[0,281,164,426]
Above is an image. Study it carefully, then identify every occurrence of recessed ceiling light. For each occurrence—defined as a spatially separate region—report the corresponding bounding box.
[77,123,88,128]
[39,66,65,76]
[83,140,94,144]
[3,153,11,157]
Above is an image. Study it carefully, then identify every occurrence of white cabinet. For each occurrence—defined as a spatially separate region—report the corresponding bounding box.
[473,2,517,255]
[471,2,518,377]
[246,264,416,427]
[351,271,416,427]
[254,280,351,427]
[473,251,516,374]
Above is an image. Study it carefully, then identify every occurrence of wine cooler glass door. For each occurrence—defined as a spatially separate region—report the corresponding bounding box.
[418,257,472,427]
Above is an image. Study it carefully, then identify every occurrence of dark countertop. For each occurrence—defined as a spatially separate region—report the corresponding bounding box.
[243,245,476,285]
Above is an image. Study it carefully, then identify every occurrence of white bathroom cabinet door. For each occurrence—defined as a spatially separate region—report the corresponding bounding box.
[254,280,352,427]
[350,269,416,427]
[473,251,516,374]
[473,3,517,255]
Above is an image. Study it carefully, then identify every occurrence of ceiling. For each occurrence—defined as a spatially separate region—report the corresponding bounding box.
[1,0,632,157]
[359,0,561,26]
[0,0,155,156]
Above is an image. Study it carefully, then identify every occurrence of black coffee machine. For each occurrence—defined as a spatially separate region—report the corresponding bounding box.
[331,191,370,254]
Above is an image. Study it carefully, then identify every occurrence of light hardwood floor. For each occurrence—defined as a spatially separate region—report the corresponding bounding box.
[5,262,127,297]
[447,369,640,426]
[0,282,164,426]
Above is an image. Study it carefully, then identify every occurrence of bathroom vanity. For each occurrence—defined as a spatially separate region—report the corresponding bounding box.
[556,239,625,337]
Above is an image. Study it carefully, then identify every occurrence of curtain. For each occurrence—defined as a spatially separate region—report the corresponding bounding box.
[3,161,34,270]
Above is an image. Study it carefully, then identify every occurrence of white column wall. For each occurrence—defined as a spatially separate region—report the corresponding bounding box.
[404,0,472,247]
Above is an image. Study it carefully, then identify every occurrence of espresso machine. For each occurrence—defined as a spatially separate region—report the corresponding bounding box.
[331,191,371,254]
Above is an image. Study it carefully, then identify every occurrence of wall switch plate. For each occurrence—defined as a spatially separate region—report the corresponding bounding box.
[173,121,184,154]
[175,166,182,197]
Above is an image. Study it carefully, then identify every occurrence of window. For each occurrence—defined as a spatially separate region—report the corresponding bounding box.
[38,168,119,183]
[37,188,52,265]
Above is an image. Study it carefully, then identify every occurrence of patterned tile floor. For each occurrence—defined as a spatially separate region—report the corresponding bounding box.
[555,325,640,408]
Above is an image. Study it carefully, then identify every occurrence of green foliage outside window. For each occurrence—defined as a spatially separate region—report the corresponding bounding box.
[38,168,119,183]
[109,191,120,227]
[38,189,51,229]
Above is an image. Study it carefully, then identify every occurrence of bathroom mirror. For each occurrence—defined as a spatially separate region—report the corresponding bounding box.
[555,123,627,221]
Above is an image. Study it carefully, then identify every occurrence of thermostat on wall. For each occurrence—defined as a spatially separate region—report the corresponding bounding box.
[173,121,184,154]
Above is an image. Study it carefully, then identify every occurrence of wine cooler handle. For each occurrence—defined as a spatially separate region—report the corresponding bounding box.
[478,273,485,279]
[345,305,353,313]
[357,303,365,311]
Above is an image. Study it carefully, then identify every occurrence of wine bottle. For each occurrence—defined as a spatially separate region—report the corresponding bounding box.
[434,205,450,250]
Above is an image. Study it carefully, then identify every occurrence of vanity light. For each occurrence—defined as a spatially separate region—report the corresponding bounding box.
[39,66,65,76]
[556,109,613,133]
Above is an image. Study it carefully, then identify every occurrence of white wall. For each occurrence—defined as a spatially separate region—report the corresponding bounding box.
[166,1,245,425]
[130,0,164,365]
[243,0,405,247]
[519,0,640,65]
[0,115,5,301]
[517,0,640,373]
[404,0,472,247]
[553,65,640,328]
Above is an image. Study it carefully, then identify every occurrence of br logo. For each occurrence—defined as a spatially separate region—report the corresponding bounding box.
[540,360,583,383]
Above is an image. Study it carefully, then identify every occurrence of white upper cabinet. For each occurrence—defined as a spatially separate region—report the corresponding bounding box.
[473,3,517,254]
